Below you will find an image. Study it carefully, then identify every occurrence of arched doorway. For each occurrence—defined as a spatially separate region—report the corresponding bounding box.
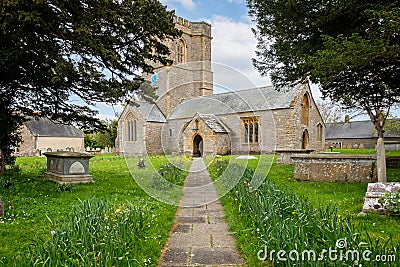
[302,130,309,149]
[193,135,203,157]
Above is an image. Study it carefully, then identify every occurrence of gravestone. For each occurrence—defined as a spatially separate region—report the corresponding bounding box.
[44,151,94,184]
[360,182,400,215]
[291,154,377,182]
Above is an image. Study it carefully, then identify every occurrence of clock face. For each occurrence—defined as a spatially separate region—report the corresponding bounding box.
[151,73,158,86]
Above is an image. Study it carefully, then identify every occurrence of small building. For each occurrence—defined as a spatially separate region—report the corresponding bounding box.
[326,120,400,150]
[16,117,84,156]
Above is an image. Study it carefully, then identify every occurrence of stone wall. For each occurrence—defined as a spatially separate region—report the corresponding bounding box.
[17,124,36,156]
[115,105,148,156]
[145,122,164,155]
[386,156,400,168]
[326,137,400,150]
[292,154,377,182]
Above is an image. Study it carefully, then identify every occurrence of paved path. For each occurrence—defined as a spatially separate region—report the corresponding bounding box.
[159,158,246,267]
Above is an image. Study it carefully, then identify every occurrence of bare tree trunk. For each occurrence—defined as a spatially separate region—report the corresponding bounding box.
[366,108,387,183]
[376,138,387,182]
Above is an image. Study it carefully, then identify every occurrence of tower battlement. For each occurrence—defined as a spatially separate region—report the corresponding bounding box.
[174,16,191,28]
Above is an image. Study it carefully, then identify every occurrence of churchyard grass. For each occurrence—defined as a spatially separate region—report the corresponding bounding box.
[0,154,189,266]
[208,155,400,266]
[326,148,400,156]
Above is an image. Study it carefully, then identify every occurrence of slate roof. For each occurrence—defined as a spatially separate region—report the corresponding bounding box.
[135,101,166,122]
[326,120,400,139]
[198,114,228,133]
[24,117,83,138]
[168,85,299,119]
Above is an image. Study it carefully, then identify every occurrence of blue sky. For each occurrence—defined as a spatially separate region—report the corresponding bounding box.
[160,0,249,22]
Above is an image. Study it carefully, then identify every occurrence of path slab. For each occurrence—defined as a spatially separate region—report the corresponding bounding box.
[159,158,246,266]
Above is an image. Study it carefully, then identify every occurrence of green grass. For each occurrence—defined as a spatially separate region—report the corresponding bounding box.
[326,148,400,156]
[208,155,400,266]
[0,154,189,266]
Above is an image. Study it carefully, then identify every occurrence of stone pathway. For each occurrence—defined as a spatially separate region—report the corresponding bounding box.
[159,158,246,267]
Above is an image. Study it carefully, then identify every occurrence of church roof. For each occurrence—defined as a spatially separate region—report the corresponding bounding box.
[168,85,299,119]
[24,117,83,138]
[326,120,400,139]
[136,102,166,122]
[198,114,229,133]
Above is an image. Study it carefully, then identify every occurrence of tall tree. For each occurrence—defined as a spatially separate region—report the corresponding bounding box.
[0,0,180,165]
[248,0,400,181]
[317,99,344,123]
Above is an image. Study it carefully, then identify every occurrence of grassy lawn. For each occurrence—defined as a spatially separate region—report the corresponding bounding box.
[0,154,189,266]
[208,155,400,266]
[326,148,400,156]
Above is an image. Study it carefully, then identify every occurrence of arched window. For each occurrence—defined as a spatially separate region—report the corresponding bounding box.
[301,94,310,126]
[302,130,309,149]
[125,113,137,142]
[316,123,323,142]
[177,39,186,63]
[242,117,259,144]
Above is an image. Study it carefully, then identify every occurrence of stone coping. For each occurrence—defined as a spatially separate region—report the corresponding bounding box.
[44,172,93,184]
[291,153,376,160]
[43,151,93,158]
[274,149,315,153]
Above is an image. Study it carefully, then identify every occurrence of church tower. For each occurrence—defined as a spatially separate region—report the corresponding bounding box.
[150,16,213,117]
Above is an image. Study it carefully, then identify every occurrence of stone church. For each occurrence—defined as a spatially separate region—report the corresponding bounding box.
[115,17,325,157]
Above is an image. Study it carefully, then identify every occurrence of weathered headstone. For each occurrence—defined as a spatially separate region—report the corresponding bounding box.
[361,182,400,215]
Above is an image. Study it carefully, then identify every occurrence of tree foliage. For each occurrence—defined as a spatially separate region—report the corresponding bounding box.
[0,0,180,164]
[248,0,400,138]
[84,120,118,149]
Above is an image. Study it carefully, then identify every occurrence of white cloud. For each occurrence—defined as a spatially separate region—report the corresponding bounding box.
[160,0,196,11]
[227,0,245,3]
[209,15,271,90]
[209,15,324,102]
